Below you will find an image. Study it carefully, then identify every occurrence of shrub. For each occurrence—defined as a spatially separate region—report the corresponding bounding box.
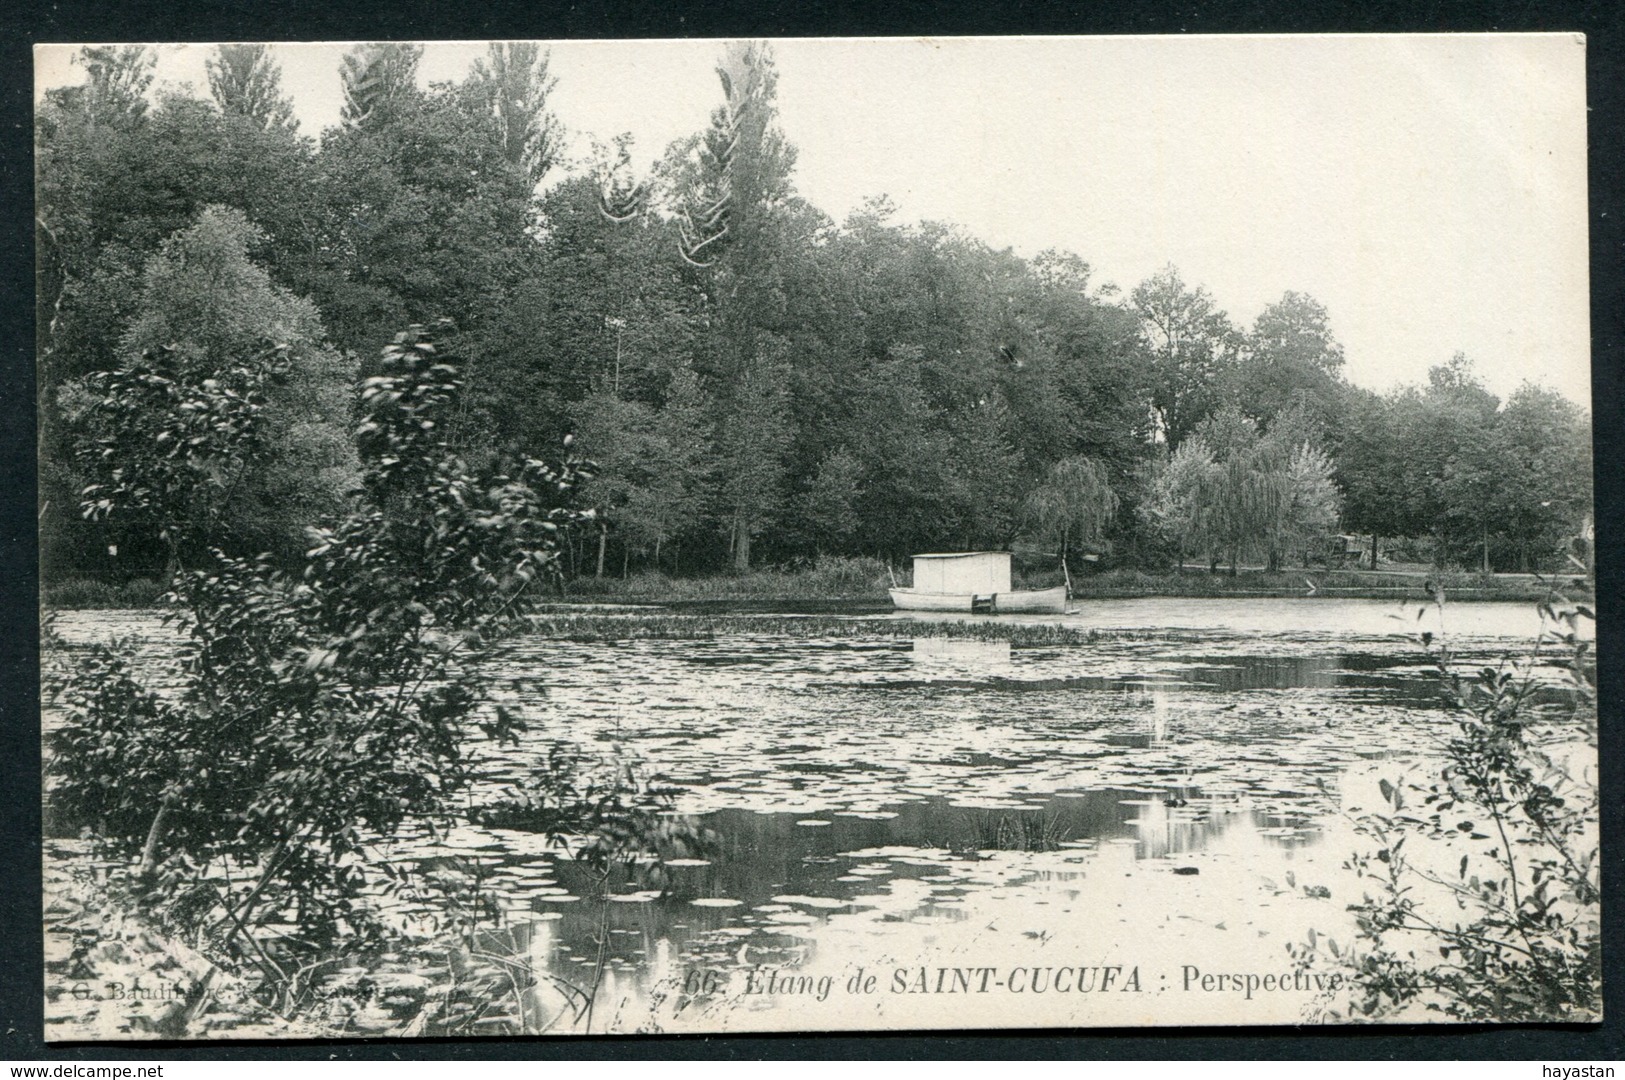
[1292,546,1599,1021]
[47,324,595,1019]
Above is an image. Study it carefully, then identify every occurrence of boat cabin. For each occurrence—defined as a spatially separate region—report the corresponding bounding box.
[910,551,1011,595]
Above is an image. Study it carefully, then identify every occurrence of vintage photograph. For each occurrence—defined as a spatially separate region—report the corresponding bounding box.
[35,36,1595,1039]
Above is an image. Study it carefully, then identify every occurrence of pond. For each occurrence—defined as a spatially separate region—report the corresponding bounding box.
[44,598,1576,1034]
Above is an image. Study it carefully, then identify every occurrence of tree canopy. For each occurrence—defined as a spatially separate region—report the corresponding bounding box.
[37,41,1593,583]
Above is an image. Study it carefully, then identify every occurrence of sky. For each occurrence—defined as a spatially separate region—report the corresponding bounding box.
[35,36,1592,406]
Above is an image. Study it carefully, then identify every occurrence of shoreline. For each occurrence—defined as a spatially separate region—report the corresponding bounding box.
[43,579,1583,612]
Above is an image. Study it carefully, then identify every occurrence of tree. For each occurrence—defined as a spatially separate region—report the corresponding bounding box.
[796,448,864,557]
[943,393,1023,551]
[1419,355,1501,568]
[309,71,542,365]
[670,41,801,568]
[37,72,323,582]
[467,42,564,191]
[1337,357,1588,574]
[1141,438,1219,570]
[1489,385,1592,572]
[207,44,297,132]
[51,324,594,1007]
[339,43,424,129]
[1207,449,1266,576]
[1183,406,1342,573]
[1232,291,1349,439]
[573,365,712,575]
[46,45,155,129]
[69,343,283,577]
[1279,442,1342,568]
[478,172,705,457]
[845,351,958,561]
[1131,265,1239,447]
[713,353,794,570]
[1020,456,1120,575]
[638,367,713,568]
[671,41,796,272]
[68,206,356,570]
[573,391,658,576]
[1337,389,1412,568]
[36,89,318,388]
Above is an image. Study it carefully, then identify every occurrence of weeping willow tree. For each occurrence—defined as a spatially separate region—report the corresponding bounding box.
[1171,436,1340,575]
[1019,456,1119,577]
[1141,438,1220,570]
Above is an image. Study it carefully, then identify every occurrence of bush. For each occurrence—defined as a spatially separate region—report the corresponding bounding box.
[46,324,595,1022]
[1292,549,1599,1021]
[566,555,891,600]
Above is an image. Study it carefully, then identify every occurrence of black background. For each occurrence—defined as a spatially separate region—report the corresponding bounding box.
[2,0,1620,1061]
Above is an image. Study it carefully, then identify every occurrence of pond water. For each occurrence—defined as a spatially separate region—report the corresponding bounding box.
[45,598,1577,1034]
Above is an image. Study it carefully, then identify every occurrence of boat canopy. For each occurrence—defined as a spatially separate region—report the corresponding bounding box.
[910,551,1011,594]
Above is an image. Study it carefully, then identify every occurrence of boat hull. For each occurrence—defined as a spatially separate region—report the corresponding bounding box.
[888,585,1068,614]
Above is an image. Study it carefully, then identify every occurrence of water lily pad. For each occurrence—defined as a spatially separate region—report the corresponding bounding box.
[609,890,663,903]
[771,894,850,909]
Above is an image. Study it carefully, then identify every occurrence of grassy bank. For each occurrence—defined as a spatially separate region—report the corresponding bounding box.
[39,577,169,609]
[563,556,894,602]
[563,561,1577,604]
[1064,567,1578,602]
[43,560,1580,611]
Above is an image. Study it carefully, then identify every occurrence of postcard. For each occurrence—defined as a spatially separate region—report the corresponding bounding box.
[36,35,1595,1039]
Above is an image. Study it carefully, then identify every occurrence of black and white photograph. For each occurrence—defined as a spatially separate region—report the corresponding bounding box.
[33,35,1596,1040]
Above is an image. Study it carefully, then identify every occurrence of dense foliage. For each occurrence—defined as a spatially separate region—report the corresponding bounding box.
[49,325,595,1012]
[38,42,1592,588]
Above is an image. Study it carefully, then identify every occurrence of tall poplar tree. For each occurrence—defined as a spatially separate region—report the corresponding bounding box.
[676,41,799,569]
[467,43,564,191]
[207,44,297,131]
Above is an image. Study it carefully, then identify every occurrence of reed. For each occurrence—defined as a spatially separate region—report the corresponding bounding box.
[564,556,893,602]
[40,577,168,609]
[521,611,1154,646]
[958,810,1073,852]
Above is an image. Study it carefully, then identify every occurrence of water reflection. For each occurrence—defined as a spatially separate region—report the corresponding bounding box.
[911,637,1011,671]
[876,638,1440,705]
[477,787,1278,1018]
[1104,685,1175,748]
